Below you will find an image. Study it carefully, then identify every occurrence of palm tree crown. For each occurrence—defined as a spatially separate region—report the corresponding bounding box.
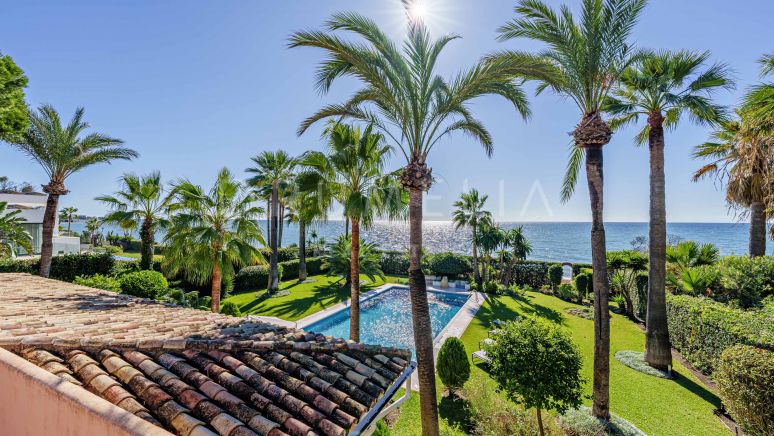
[452,189,492,285]
[164,168,265,312]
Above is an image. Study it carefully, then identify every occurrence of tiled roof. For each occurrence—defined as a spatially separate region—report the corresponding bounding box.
[0,274,411,436]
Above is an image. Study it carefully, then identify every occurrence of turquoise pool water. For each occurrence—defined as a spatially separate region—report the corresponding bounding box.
[304,286,469,357]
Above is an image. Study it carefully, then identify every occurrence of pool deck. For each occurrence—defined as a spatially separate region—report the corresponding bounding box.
[295,283,486,391]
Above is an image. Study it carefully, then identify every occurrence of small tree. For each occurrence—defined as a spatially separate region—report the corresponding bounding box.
[574,273,589,304]
[486,317,584,436]
[436,337,470,397]
[547,264,564,291]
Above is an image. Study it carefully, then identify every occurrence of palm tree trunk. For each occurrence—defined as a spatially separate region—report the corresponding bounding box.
[278,204,284,248]
[266,198,271,243]
[67,217,72,235]
[140,217,154,270]
[407,187,440,436]
[39,191,61,278]
[472,223,480,286]
[211,257,221,313]
[299,221,307,281]
[344,216,349,238]
[645,114,672,371]
[586,145,611,420]
[269,183,280,292]
[749,202,766,257]
[350,218,361,342]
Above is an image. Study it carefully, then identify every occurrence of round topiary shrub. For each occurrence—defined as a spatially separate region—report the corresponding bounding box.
[436,337,470,396]
[715,345,774,435]
[219,301,242,317]
[574,273,589,302]
[547,263,564,290]
[119,270,168,299]
[427,252,472,278]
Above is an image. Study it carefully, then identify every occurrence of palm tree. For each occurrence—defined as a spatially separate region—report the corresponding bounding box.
[60,206,78,235]
[604,50,732,370]
[0,201,33,257]
[297,123,406,342]
[97,171,172,270]
[497,0,647,419]
[451,189,492,287]
[246,151,296,293]
[7,105,137,277]
[290,12,553,432]
[164,168,265,313]
[324,235,385,287]
[501,225,533,285]
[742,53,774,127]
[475,222,504,284]
[693,116,771,255]
[85,217,102,246]
[285,190,327,281]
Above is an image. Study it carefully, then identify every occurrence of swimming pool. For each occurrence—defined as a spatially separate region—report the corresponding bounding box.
[303,286,469,357]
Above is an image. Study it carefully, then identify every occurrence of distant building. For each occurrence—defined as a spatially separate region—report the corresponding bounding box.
[0,191,80,256]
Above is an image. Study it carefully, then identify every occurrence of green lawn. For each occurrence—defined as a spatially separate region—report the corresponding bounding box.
[392,291,727,435]
[112,249,163,262]
[222,274,404,321]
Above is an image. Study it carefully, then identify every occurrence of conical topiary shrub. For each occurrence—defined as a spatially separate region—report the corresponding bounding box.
[436,337,470,396]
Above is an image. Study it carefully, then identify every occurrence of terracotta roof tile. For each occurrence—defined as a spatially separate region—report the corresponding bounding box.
[0,274,412,435]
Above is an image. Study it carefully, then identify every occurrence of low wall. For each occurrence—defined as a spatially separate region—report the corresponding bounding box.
[0,348,169,436]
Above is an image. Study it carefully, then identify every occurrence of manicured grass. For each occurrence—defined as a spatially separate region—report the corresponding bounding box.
[222,274,405,321]
[392,291,728,435]
[113,249,163,262]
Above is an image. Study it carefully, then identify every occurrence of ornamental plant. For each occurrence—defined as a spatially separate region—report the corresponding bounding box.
[486,317,584,436]
[436,337,470,396]
[547,263,564,291]
[119,270,168,299]
[73,274,121,292]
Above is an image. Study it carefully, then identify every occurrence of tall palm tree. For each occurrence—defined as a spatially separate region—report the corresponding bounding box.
[97,171,172,270]
[451,189,492,287]
[290,12,552,432]
[297,123,407,342]
[474,222,504,284]
[0,201,32,257]
[497,0,647,419]
[164,168,265,313]
[7,105,137,277]
[246,151,296,293]
[501,225,533,285]
[60,206,78,235]
[285,190,327,281]
[85,217,102,246]
[604,50,732,370]
[694,116,771,255]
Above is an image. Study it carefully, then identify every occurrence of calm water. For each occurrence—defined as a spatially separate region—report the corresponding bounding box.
[304,286,469,356]
[74,220,769,263]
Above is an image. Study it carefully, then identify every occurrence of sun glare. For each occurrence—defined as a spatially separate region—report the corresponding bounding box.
[408,1,428,21]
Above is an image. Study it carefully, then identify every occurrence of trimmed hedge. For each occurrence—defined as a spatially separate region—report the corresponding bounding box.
[715,345,774,435]
[379,250,409,275]
[427,252,472,278]
[119,270,168,299]
[510,260,552,288]
[0,253,115,282]
[233,256,328,291]
[666,294,774,373]
[258,247,314,263]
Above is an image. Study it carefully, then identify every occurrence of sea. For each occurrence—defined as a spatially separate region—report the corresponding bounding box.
[69,220,771,264]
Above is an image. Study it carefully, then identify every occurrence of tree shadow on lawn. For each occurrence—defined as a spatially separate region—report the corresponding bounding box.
[477,294,564,328]
[439,394,473,433]
[672,370,721,409]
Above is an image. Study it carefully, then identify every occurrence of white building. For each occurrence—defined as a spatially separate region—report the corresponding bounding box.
[0,191,80,256]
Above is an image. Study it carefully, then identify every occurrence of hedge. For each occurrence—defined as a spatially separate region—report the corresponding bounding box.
[379,250,409,275]
[427,252,472,278]
[666,294,774,374]
[0,253,115,282]
[258,247,315,263]
[234,256,327,291]
[715,345,774,435]
[510,260,553,288]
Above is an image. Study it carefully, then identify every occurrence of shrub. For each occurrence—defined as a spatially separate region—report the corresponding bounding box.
[484,281,499,294]
[486,317,583,435]
[559,406,645,436]
[50,253,116,282]
[119,270,168,299]
[634,272,648,319]
[716,256,774,308]
[219,301,242,317]
[73,274,121,292]
[305,256,327,275]
[547,263,563,290]
[379,250,409,275]
[557,283,575,301]
[574,273,589,303]
[257,247,312,263]
[427,252,472,278]
[464,376,542,436]
[234,264,283,291]
[511,261,552,288]
[436,337,470,395]
[0,257,36,273]
[666,294,774,373]
[715,345,774,435]
[373,421,391,436]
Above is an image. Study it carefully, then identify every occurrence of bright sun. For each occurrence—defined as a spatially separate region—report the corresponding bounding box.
[408,1,429,21]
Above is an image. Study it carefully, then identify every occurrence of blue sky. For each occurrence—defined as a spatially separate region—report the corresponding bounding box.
[1,0,772,222]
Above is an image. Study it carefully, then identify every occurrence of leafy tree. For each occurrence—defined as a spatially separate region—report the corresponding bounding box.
[452,189,492,287]
[486,317,584,436]
[97,172,172,270]
[290,9,555,432]
[324,235,384,287]
[297,123,405,341]
[436,337,470,397]
[0,53,29,142]
[496,0,646,419]
[7,105,137,277]
[164,168,265,312]
[0,201,32,257]
[246,151,296,292]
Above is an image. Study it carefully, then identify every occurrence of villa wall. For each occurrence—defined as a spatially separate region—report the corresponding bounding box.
[0,348,170,436]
